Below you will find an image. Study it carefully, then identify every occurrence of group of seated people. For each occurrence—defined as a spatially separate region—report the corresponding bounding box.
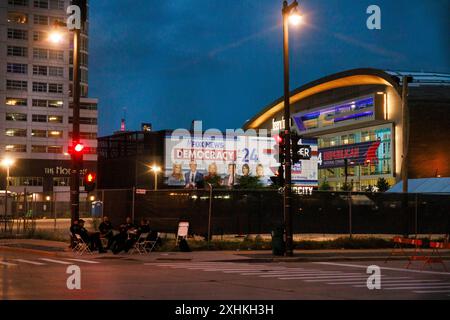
[70,216,159,254]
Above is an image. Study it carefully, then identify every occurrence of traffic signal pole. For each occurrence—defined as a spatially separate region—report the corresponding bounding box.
[282,1,294,257]
[70,28,82,224]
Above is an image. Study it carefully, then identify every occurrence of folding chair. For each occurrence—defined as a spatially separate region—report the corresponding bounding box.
[176,222,189,244]
[129,232,149,255]
[385,236,423,265]
[73,234,93,256]
[100,235,109,249]
[142,232,160,254]
[423,241,449,271]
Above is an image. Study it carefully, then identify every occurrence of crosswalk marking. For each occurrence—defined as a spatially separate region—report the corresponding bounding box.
[1,258,102,266]
[353,281,450,288]
[13,259,46,265]
[259,273,344,278]
[385,285,450,290]
[152,262,450,297]
[202,268,275,272]
[305,277,376,282]
[306,276,410,282]
[280,274,365,280]
[414,289,450,294]
[329,279,446,285]
[240,270,341,275]
[65,258,100,264]
[39,258,72,265]
[314,262,450,276]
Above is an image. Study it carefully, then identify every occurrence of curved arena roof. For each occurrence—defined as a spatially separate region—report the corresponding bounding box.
[244,68,450,130]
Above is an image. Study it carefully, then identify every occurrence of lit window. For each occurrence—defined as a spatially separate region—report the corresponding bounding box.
[7,12,29,24]
[31,129,47,137]
[48,115,63,123]
[6,113,27,122]
[6,98,27,106]
[48,130,62,138]
[5,128,27,137]
[5,144,27,153]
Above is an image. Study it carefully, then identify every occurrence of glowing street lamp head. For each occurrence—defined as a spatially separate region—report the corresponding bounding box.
[288,8,303,26]
[1,158,15,168]
[151,165,161,173]
[48,30,63,44]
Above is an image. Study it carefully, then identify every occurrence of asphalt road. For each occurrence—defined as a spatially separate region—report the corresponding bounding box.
[1,250,450,300]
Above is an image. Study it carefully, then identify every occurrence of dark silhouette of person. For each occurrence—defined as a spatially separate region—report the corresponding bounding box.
[110,217,136,254]
[75,219,106,253]
[99,216,114,249]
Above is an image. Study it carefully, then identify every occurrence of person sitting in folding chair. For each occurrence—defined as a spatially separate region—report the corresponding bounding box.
[110,217,136,254]
[99,216,114,250]
[69,219,80,249]
[124,219,151,253]
[75,219,107,253]
[130,219,160,254]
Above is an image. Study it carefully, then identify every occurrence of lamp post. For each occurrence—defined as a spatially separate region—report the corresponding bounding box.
[282,0,302,257]
[49,21,82,225]
[151,165,161,191]
[1,158,15,230]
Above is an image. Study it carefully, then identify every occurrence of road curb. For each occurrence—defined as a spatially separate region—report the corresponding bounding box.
[0,245,68,257]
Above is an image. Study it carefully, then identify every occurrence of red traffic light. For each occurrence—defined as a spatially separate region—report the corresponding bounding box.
[86,173,96,183]
[274,134,284,144]
[68,142,86,155]
[74,143,84,153]
[84,172,96,192]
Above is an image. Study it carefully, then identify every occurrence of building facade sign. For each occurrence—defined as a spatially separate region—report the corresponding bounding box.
[318,140,382,169]
[293,95,376,134]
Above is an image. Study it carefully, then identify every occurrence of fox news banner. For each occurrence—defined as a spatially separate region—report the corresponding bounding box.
[164,133,318,188]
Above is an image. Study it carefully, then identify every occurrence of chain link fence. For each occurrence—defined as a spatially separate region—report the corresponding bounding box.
[1,188,449,239]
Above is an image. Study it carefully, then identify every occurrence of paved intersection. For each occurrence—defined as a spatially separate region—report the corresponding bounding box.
[151,261,450,298]
[1,250,450,299]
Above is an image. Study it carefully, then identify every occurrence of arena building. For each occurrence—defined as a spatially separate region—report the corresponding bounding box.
[244,68,450,191]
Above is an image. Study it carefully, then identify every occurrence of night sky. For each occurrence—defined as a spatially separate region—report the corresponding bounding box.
[89,0,450,136]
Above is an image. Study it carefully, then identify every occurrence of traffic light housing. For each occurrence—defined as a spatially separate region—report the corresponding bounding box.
[291,134,301,164]
[84,172,96,192]
[274,132,286,164]
[270,165,285,187]
[68,142,85,154]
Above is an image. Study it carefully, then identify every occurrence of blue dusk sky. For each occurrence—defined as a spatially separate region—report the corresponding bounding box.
[88,0,450,136]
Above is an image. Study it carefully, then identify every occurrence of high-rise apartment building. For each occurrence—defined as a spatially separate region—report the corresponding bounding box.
[0,0,98,195]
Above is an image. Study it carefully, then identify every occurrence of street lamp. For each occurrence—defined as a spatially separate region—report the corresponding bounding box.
[49,19,83,225]
[288,6,303,25]
[150,165,161,191]
[1,158,15,229]
[281,0,302,257]
[48,29,64,44]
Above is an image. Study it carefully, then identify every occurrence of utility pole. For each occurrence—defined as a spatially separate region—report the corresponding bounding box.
[70,27,82,224]
[281,0,300,257]
[282,1,292,257]
[401,75,413,236]
[401,75,412,193]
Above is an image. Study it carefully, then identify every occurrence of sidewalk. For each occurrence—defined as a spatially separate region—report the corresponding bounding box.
[2,239,450,263]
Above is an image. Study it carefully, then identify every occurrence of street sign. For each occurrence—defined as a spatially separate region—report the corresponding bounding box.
[136,189,147,195]
[297,145,312,160]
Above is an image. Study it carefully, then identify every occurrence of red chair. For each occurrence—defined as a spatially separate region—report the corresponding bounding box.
[423,241,449,271]
[385,236,424,268]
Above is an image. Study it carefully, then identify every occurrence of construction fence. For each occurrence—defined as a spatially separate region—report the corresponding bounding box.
[1,189,449,238]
